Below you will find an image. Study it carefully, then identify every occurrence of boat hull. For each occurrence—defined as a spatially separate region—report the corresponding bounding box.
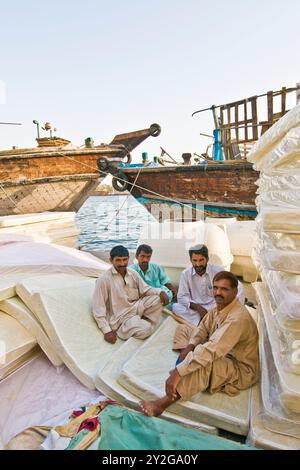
[0,174,101,216]
[119,162,259,220]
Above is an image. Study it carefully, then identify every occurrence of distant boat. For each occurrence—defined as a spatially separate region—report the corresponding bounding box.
[107,85,299,220]
[0,123,161,216]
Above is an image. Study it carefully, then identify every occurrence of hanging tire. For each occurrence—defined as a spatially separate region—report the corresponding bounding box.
[149,123,161,137]
[123,153,132,165]
[97,157,109,172]
[112,171,130,192]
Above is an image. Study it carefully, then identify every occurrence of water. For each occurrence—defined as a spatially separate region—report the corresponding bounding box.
[76,195,155,252]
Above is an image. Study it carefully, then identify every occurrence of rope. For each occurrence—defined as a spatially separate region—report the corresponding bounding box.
[0,182,25,214]
[60,153,206,214]
[82,164,144,247]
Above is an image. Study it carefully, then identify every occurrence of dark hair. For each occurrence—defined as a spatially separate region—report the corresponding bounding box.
[213,271,238,289]
[136,244,153,256]
[189,244,209,260]
[110,245,129,259]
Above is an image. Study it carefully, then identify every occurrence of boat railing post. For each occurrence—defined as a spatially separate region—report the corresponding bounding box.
[296,82,300,105]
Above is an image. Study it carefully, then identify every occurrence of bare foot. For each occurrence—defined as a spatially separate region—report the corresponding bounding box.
[139,396,175,417]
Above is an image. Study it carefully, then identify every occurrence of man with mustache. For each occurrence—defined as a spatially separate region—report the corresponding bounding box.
[172,244,244,326]
[130,244,177,306]
[140,271,259,417]
[92,245,169,344]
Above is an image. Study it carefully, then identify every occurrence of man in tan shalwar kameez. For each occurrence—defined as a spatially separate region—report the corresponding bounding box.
[93,245,169,344]
[140,271,259,417]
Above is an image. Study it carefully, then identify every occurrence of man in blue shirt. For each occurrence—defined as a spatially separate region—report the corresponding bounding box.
[130,244,177,305]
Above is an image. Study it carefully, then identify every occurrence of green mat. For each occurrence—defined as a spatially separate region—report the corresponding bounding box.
[97,405,256,450]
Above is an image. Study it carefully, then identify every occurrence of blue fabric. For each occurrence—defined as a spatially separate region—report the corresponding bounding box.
[129,262,173,302]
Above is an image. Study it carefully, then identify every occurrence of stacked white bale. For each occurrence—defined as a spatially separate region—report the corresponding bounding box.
[246,104,300,448]
[138,220,233,285]
[205,217,259,282]
[0,212,79,248]
[0,245,110,381]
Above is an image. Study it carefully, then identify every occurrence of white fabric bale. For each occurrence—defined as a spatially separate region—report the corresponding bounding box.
[16,274,124,389]
[226,221,256,257]
[247,104,300,168]
[254,283,300,413]
[0,212,75,228]
[138,220,233,270]
[0,311,37,379]
[0,297,62,367]
[0,242,109,278]
[0,234,50,245]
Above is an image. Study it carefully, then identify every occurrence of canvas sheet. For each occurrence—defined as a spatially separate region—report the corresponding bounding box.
[118,317,251,435]
[96,405,254,451]
[254,283,300,413]
[16,274,124,389]
[0,242,109,277]
[0,211,75,228]
[0,311,37,367]
[0,353,102,447]
[0,297,62,367]
[247,385,300,450]
[95,336,218,435]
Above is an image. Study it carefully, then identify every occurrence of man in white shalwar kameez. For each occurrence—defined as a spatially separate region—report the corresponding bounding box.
[172,244,245,326]
[93,245,169,343]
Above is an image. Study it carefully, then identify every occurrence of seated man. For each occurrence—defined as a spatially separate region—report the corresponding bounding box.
[172,244,245,326]
[140,271,259,417]
[130,244,177,305]
[92,245,169,344]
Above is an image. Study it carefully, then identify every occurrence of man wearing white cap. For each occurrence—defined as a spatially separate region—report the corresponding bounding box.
[172,244,245,326]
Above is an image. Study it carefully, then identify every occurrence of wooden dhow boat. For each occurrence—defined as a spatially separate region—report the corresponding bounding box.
[0,123,161,216]
[107,85,299,220]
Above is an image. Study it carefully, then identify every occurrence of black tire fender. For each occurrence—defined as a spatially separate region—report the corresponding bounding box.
[97,157,109,172]
[112,171,130,192]
[149,123,161,137]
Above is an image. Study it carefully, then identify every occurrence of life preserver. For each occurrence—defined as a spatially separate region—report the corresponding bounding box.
[112,171,130,192]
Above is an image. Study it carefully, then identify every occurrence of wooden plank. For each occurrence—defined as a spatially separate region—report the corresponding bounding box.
[267,91,274,124]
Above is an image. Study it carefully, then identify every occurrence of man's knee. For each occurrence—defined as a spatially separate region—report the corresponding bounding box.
[133,321,152,339]
[172,303,188,316]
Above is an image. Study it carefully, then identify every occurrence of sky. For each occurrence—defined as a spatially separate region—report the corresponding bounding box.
[0,0,300,163]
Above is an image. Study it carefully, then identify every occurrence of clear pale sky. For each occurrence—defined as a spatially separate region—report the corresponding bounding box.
[1,0,299,162]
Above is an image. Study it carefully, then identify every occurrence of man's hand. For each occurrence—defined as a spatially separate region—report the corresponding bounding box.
[165,368,181,400]
[190,302,207,319]
[179,343,195,362]
[104,331,117,344]
[165,283,177,302]
[160,291,170,306]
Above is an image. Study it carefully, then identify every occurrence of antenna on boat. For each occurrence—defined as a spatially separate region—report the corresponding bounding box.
[33,120,40,138]
[0,121,22,125]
